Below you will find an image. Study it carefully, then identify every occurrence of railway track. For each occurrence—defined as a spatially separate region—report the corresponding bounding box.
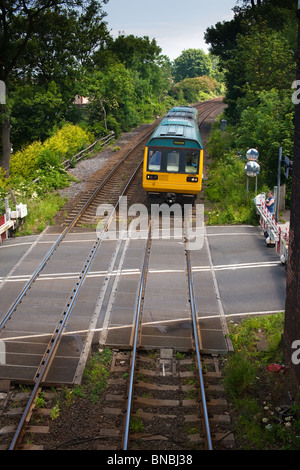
[104,349,233,451]
[1,218,232,451]
[0,98,229,450]
[0,134,152,449]
[114,213,231,451]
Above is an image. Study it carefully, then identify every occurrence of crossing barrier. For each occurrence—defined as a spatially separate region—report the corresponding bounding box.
[254,193,289,264]
[0,202,27,243]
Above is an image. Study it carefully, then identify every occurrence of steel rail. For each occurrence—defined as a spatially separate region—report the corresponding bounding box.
[197,101,225,128]
[122,224,151,450]
[186,248,213,450]
[8,159,144,450]
[122,102,224,450]
[0,128,154,331]
[6,100,223,448]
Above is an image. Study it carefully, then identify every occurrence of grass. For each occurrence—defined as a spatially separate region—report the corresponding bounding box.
[224,313,300,450]
[16,192,67,235]
[130,413,145,433]
[82,348,112,404]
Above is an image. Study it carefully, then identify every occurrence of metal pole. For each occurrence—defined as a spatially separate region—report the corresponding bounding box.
[276,147,282,222]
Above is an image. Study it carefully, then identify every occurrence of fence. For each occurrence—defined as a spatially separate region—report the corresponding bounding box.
[254,193,289,264]
[63,131,115,169]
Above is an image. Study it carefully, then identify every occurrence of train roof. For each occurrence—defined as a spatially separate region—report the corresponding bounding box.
[166,106,198,121]
[147,117,202,149]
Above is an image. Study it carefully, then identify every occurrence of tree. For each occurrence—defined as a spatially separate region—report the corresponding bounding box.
[204,16,245,63]
[0,0,109,176]
[10,81,66,148]
[236,89,294,187]
[172,49,212,83]
[224,22,295,120]
[205,0,297,66]
[108,34,162,73]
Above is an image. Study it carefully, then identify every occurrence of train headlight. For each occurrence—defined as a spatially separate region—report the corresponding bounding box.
[187,176,198,182]
[146,174,158,180]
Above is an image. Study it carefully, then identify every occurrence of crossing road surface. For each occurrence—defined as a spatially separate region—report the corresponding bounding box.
[0,225,287,326]
[0,224,287,384]
[205,225,286,321]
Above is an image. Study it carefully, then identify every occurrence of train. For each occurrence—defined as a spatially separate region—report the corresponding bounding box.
[142,106,203,204]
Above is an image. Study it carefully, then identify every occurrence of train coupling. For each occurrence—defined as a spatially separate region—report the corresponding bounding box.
[165,193,176,205]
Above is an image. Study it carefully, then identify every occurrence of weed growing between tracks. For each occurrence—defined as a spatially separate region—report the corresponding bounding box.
[82,348,112,404]
[225,313,300,450]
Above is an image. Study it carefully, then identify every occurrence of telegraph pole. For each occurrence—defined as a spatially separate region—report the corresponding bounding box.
[283,1,300,382]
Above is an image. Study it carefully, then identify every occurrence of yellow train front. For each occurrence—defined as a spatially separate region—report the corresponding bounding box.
[142,106,203,204]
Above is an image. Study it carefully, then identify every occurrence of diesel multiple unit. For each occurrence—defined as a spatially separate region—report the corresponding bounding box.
[142,106,203,204]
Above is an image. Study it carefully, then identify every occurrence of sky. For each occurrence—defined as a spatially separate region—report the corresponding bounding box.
[102,0,236,61]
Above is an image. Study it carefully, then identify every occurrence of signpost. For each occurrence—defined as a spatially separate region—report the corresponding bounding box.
[244,148,260,194]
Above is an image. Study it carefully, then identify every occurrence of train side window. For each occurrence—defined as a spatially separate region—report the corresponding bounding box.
[148,150,161,171]
[185,151,198,174]
[167,151,180,172]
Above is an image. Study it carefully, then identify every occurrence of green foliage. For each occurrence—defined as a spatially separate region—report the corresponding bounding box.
[236,89,294,189]
[205,149,258,226]
[205,11,295,200]
[10,123,93,182]
[172,49,212,82]
[37,148,61,169]
[10,82,66,149]
[0,168,9,215]
[130,414,145,433]
[228,313,284,361]
[206,128,234,160]
[206,3,296,124]
[0,167,9,191]
[224,353,258,399]
[224,313,300,450]
[10,141,45,180]
[45,123,94,161]
[81,57,176,136]
[82,348,112,403]
[175,75,221,102]
[108,34,162,74]
[16,192,67,236]
[234,22,295,96]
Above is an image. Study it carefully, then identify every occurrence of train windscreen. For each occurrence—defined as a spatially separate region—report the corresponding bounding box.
[148,148,199,174]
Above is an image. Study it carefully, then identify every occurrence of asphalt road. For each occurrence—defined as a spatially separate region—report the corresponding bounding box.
[0,223,287,373]
[0,224,287,324]
[205,225,286,320]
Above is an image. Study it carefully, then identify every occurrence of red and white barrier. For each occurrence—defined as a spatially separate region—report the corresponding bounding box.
[0,213,14,243]
[0,202,27,243]
[255,193,289,264]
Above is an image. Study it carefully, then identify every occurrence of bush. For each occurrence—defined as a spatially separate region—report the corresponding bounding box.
[44,123,94,161]
[10,141,44,179]
[10,123,94,181]
[207,129,234,160]
[175,76,221,102]
[16,192,67,236]
[37,148,61,169]
[205,151,258,225]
